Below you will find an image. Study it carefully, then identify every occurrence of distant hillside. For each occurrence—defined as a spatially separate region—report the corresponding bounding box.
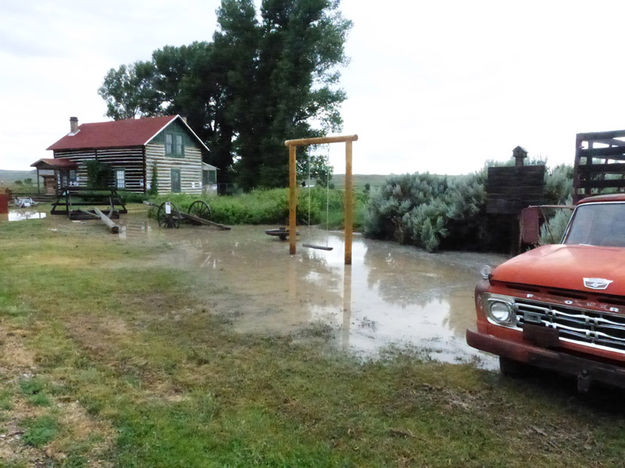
[0,169,36,185]
[331,174,389,190]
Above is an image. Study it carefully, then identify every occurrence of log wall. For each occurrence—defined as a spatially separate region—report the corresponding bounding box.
[145,143,202,195]
[53,147,145,192]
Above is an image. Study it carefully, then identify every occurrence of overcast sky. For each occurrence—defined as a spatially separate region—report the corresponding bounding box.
[2,0,625,175]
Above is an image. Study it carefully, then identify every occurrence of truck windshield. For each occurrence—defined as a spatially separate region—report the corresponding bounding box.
[565,203,625,247]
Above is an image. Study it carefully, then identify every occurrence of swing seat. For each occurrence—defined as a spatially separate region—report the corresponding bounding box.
[302,243,333,251]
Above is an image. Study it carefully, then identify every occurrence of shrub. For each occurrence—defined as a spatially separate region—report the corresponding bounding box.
[148,165,158,196]
[86,160,112,188]
[539,203,573,244]
[364,173,486,251]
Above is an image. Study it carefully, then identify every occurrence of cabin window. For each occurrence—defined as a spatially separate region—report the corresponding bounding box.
[115,169,125,189]
[203,170,217,185]
[69,170,77,186]
[165,133,184,157]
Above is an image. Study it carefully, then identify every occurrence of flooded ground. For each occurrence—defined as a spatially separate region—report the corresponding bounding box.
[2,209,47,222]
[6,207,508,368]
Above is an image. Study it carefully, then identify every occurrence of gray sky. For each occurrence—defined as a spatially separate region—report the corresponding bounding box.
[2,0,625,175]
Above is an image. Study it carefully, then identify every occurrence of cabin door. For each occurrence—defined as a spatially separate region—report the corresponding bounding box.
[171,169,181,193]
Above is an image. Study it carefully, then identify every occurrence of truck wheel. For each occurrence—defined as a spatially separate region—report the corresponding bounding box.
[499,356,531,377]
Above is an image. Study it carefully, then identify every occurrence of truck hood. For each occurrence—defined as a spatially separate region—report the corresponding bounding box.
[492,244,625,295]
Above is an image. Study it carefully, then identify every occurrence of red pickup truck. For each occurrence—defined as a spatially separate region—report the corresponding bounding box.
[467,193,625,391]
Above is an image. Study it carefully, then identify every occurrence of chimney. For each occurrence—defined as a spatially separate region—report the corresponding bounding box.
[512,146,527,167]
[69,116,78,134]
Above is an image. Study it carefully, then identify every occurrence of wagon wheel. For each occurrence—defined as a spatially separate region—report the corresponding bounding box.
[156,202,181,229]
[188,200,211,221]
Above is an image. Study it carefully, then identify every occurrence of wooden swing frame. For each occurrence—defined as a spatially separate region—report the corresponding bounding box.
[284,134,358,265]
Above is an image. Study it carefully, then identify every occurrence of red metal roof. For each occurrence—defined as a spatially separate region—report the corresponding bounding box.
[46,115,178,151]
[31,158,78,169]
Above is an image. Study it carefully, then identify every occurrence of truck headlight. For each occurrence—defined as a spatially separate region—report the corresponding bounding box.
[484,295,517,327]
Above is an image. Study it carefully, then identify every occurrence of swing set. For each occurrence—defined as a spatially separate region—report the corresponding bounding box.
[284,134,358,265]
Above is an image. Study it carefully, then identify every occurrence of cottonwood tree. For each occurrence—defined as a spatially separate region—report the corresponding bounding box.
[98,0,351,190]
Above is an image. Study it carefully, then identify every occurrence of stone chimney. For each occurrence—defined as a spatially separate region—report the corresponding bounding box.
[69,116,78,134]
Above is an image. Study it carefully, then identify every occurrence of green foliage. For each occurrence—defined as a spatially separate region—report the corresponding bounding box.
[148,187,364,228]
[365,164,577,252]
[99,0,352,190]
[364,173,486,252]
[118,191,148,204]
[22,415,60,447]
[539,206,573,244]
[544,164,574,204]
[148,164,158,196]
[85,160,112,188]
[98,62,162,120]
[19,378,51,406]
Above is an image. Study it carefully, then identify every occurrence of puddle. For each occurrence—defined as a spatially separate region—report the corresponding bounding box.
[4,210,47,222]
[150,222,506,369]
[11,209,507,368]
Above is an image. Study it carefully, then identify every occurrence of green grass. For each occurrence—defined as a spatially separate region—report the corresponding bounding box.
[19,378,51,407]
[0,389,12,411]
[1,219,625,465]
[22,415,60,447]
[148,187,367,229]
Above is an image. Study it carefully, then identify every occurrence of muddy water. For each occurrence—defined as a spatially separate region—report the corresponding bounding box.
[136,218,506,369]
[8,209,507,368]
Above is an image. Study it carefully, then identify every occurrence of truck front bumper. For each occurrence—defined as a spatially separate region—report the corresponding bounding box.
[466,328,625,391]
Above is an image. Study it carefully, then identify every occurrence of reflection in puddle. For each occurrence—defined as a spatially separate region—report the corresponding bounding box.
[116,219,153,240]
[162,224,506,369]
[6,210,47,221]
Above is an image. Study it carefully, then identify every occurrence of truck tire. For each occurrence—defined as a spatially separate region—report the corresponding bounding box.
[499,356,531,377]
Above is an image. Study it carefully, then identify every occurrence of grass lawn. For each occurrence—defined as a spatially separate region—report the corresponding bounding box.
[1,213,625,466]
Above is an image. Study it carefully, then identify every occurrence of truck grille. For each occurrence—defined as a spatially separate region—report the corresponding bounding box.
[515,299,625,353]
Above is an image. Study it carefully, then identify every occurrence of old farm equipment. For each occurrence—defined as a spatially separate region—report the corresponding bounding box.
[50,187,126,233]
[148,200,231,230]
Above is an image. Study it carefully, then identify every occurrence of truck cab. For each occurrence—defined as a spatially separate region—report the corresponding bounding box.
[467,194,625,391]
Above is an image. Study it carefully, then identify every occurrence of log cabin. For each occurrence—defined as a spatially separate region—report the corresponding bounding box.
[33,115,216,195]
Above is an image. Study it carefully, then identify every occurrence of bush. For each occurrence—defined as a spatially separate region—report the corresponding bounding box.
[364,173,486,252]
[119,191,148,203]
[86,160,112,188]
[544,165,573,204]
[539,204,573,244]
[148,165,158,196]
